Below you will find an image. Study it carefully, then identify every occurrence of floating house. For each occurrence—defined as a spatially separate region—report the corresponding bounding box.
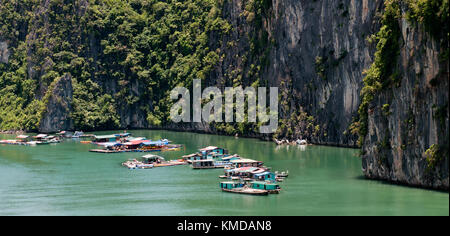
[220,181,244,190]
[223,167,274,181]
[199,146,228,156]
[191,160,231,169]
[230,158,263,168]
[93,135,119,143]
[183,146,230,163]
[182,153,203,162]
[253,171,276,182]
[89,139,181,153]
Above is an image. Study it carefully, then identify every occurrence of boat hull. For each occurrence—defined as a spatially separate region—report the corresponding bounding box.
[221,188,269,196]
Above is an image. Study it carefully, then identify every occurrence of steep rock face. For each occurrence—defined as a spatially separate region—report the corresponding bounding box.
[39,74,74,133]
[362,15,449,190]
[207,0,382,146]
[0,41,9,63]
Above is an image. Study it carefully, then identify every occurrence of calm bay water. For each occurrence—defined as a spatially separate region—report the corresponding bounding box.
[0,130,448,216]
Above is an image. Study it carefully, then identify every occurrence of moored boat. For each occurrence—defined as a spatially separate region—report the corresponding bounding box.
[275,170,289,178]
[142,154,187,167]
[220,182,268,196]
[122,159,154,169]
[250,181,281,194]
[191,160,231,169]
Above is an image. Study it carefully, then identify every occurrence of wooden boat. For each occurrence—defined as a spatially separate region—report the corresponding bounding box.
[275,170,289,178]
[80,141,92,144]
[222,187,269,196]
[220,182,269,196]
[122,159,154,169]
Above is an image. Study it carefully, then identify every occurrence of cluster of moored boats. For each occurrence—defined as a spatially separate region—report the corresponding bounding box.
[1,131,289,196]
[0,134,62,145]
[274,138,308,146]
[0,131,181,154]
[121,146,289,196]
[87,133,182,153]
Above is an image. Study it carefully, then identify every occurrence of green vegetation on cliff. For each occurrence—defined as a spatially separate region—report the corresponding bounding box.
[0,0,230,131]
[351,0,449,146]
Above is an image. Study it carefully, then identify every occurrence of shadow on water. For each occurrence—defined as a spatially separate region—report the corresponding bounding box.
[354,175,449,194]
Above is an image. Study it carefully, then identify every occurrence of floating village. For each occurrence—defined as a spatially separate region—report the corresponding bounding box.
[0,131,296,196]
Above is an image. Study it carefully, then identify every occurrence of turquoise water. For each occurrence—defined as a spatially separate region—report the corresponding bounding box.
[0,130,448,216]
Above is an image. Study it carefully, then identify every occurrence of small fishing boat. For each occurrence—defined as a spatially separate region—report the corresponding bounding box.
[275,170,289,178]
[122,159,154,169]
[80,141,92,144]
[296,139,307,145]
[72,131,84,138]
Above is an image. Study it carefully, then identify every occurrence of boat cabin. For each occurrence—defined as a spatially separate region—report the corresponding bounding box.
[220,182,244,190]
[191,160,215,169]
[253,172,276,182]
[93,135,119,143]
[230,158,263,168]
[250,181,280,191]
[183,146,229,162]
[182,153,203,162]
